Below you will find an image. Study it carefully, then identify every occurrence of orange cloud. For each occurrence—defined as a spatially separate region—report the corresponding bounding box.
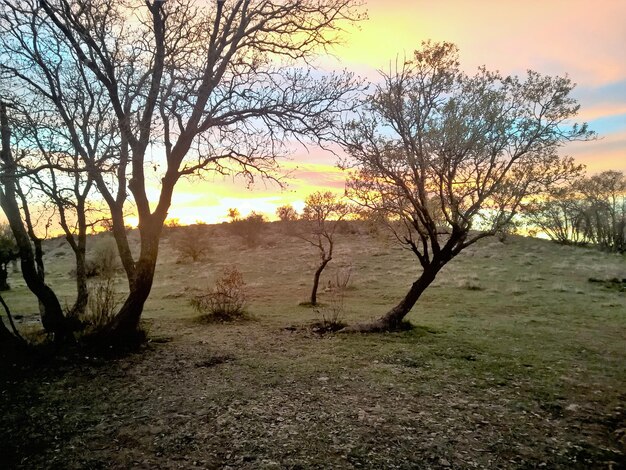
[565,131,626,174]
[576,103,626,123]
[342,1,625,83]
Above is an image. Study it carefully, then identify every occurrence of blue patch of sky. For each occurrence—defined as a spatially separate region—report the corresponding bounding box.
[572,78,626,136]
[587,113,626,136]
[574,79,626,103]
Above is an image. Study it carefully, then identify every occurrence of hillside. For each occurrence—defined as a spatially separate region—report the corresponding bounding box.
[1,223,625,469]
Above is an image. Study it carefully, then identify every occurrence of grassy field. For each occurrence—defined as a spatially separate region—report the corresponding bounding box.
[1,223,625,469]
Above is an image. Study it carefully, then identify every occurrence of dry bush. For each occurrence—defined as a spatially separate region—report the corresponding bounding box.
[276,204,298,222]
[69,237,120,279]
[90,237,120,278]
[313,287,348,332]
[335,220,359,235]
[190,266,247,321]
[229,212,266,247]
[457,277,484,291]
[332,265,353,290]
[82,278,121,331]
[171,225,209,262]
[313,266,352,332]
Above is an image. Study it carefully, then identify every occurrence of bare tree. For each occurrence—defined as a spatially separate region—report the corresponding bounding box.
[0,103,72,340]
[523,170,626,251]
[299,191,351,306]
[0,42,118,323]
[18,123,105,318]
[276,203,299,235]
[0,0,363,342]
[339,42,592,331]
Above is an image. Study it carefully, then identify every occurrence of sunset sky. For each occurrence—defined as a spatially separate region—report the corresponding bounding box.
[162,0,626,225]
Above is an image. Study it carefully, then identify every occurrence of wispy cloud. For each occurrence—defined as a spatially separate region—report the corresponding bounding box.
[147,0,626,224]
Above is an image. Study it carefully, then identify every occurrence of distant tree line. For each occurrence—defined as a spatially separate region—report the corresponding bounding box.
[524,170,626,253]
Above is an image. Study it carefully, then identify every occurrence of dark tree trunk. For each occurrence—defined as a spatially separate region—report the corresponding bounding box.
[0,314,15,343]
[0,293,23,342]
[98,223,162,343]
[343,262,443,332]
[103,264,153,339]
[378,266,440,329]
[0,263,9,291]
[58,186,91,319]
[0,294,26,351]
[70,247,88,317]
[310,257,330,306]
[0,102,71,341]
[31,236,46,318]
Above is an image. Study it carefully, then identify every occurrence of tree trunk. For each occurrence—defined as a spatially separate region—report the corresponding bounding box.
[31,236,47,318]
[0,294,26,351]
[0,314,15,343]
[103,293,146,339]
[70,248,88,317]
[0,313,24,352]
[98,223,162,343]
[342,264,441,332]
[310,258,330,306]
[96,258,154,345]
[0,102,71,342]
[0,263,9,291]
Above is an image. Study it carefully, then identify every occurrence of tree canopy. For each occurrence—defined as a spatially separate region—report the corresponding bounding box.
[0,0,364,340]
[339,41,593,330]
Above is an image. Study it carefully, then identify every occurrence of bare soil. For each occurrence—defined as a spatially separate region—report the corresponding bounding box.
[1,225,625,469]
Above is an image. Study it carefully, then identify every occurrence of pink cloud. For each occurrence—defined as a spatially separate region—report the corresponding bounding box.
[334,0,626,86]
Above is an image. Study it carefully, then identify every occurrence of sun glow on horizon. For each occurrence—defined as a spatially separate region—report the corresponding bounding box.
[166,0,624,220]
[9,1,622,232]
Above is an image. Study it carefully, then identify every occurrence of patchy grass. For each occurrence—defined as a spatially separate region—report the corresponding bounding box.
[0,224,625,469]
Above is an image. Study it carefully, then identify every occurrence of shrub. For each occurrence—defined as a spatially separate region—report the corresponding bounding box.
[335,219,359,235]
[276,204,300,235]
[82,278,121,331]
[313,287,348,333]
[90,237,120,279]
[69,237,120,279]
[312,266,352,333]
[226,208,240,222]
[457,278,484,291]
[229,211,266,247]
[171,225,209,262]
[276,204,298,222]
[165,218,181,228]
[332,265,353,291]
[0,224,18,291]
[190,266,247,321]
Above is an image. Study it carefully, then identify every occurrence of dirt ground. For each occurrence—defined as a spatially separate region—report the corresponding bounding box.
[0,227,625,469]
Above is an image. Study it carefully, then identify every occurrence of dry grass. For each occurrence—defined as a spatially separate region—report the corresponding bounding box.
[0,223,625,469]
